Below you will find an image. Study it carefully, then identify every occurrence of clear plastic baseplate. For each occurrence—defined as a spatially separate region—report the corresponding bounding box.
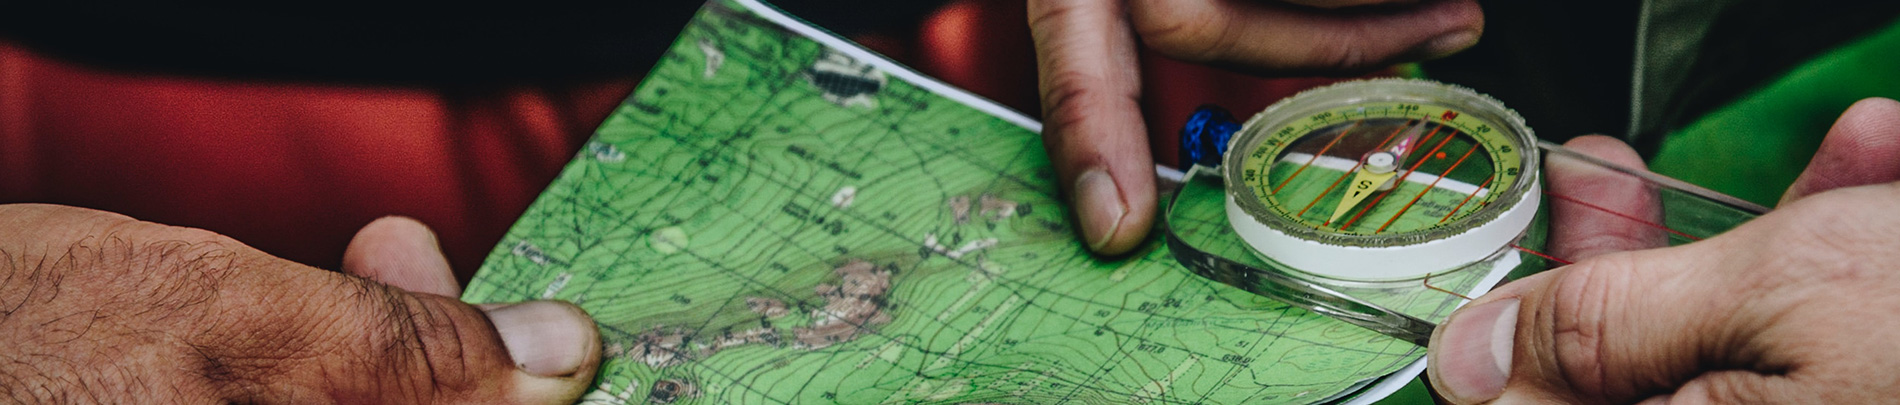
[1162,140,1769,347]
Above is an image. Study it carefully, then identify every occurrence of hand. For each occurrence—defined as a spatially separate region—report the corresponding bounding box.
[1427,98,1900,403]
[1028,0,1485,254]
[0,206,600,404]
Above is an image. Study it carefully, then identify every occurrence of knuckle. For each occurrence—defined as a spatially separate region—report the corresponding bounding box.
[1035,60,1139,117]
[340,280,478,395]
[400,297,481,390]
[257,277,483,402]
[186,275,484,402]
[1036,74,1094,120]
[1036,76,1138,149]
[1025,0,1081,35]
[1310,28,1384,72]
[1542,257,1639,397]
[1124,1,1235,64]
[1036,86,1094,150]
[1133,20,1221,62]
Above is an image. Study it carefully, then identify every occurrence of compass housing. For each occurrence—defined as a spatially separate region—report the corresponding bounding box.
[1222,79,1540,281]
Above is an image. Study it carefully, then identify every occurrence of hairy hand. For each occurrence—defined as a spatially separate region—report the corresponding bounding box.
[1028,0,1484,254]
[1428,98,1900,403]
[0,206,599,404]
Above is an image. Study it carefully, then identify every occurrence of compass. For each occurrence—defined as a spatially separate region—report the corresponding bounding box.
[1164,78,1765,346]
[1222,79,1541,281]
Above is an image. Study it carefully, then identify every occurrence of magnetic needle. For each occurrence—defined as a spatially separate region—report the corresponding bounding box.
[1222,79,1540,281]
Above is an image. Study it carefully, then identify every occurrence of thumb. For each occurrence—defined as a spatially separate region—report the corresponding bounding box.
[336,217,600,402]
[205,264,600,403]
[1425,249,1738,403]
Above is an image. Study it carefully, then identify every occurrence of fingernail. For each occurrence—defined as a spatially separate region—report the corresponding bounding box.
[1074,169,1126,252]
[486,301,595,377]
[1422,30,1480,59]
[418,222,440,248]
[1429,298,1518,403]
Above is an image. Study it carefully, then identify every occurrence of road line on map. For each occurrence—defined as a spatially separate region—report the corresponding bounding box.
[856,338,907,369]
[1131,356,1199,403]
[884,294,1022,404]
[935,261,1004,322]
[929,295,1021,372]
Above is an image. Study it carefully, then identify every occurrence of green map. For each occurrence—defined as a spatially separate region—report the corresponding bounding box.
[463,1,1483,403]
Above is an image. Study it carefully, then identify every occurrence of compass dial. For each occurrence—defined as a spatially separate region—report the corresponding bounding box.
[1222,79,1539,281]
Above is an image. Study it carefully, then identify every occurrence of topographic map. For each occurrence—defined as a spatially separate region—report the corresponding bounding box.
[463,1,1464,403]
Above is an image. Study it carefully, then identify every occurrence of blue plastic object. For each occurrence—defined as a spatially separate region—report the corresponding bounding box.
[1180,105,1241,168]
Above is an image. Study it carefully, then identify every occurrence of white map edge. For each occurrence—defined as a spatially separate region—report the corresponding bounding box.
[1343,264,1511,405]
[725,0,1444,402]
[729,0,1193,181]
[732,0,1043,132]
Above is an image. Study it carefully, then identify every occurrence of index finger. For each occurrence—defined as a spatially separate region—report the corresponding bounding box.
[1780,97,1900,204]
[1030,0,1158,255]
[1128,0,1484,74]
[1545,135,1667,261]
